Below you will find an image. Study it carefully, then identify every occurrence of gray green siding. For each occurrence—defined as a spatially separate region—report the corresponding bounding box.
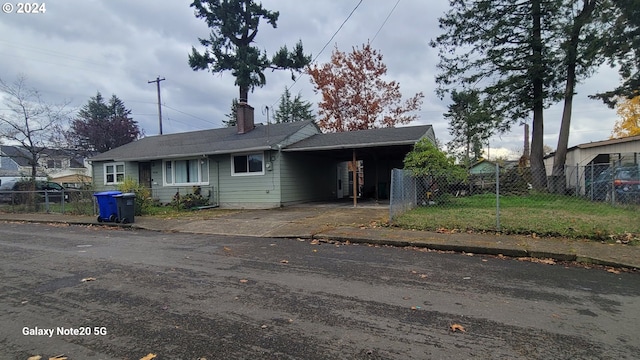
[92,161,138,192]
[216,151,282,208]
[279,152,336,204]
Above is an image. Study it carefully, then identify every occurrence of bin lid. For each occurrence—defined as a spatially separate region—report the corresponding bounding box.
[94,191,122,196]
[113,192,136,198]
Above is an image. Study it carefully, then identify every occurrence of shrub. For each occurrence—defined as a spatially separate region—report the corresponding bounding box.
[116,177,153,215]
[170,186,210,210]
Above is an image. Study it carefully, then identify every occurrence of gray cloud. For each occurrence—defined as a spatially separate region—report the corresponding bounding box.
[0,0,623,157]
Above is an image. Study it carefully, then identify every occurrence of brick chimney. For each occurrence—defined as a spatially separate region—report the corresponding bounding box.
[236,102,255,134]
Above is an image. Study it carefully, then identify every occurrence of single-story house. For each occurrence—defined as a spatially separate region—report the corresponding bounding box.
[89,104,436,208]
[543,134,640,194]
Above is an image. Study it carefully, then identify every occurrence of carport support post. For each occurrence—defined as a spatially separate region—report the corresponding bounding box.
[353,149,358,207]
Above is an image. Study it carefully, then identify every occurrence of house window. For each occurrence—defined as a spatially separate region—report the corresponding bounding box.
[104,162,125,184]
[47,159,63,169]
[164,158,209,185]
[232,153,264,176]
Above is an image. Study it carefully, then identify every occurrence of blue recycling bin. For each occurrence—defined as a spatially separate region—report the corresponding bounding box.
[94,191,122,222]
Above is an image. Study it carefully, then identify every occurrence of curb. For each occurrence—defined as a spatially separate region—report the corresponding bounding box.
[2,217,637,270]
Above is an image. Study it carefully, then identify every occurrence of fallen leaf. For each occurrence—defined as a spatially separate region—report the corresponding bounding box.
[261,324,268,329]
[310,239,320,245]
[49,356,68,360]
[606,268,621,274]
[223,246,232,252]
[140,354,157,360]
[27,356,42,360]
[280,260,289,264]
[450,324,466,332]
[419,274,428,279]
[312,249,318,253]
[81,277,96,282]
[239,279,249,283]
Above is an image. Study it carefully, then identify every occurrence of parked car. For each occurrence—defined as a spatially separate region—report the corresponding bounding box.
[0,180,76,204]
[588,166,640,203]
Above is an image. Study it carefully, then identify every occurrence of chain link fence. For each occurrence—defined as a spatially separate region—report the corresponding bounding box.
[389,163,640,238]
[0,185,219,215]
[0,189,97,215]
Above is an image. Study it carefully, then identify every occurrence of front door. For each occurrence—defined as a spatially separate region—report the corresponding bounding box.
[138,162,152,188]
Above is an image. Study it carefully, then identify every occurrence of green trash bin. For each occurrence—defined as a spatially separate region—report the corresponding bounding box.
[113,192,136,223]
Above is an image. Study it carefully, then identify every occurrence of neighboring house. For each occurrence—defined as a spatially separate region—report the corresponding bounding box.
[0,145,44,178]
[0,145,92,187]
[543,135,640,194]
[39,148,94,188]
[469,159,498,176]
[89,105,436,208]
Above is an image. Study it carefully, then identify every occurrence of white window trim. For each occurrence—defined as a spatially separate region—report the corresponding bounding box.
[104,162,125,185]
[231,152,265,176]
[163,158,210,186]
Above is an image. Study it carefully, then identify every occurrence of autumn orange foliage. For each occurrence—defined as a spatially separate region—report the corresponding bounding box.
[611,95,640,139]
[307,43,424,132]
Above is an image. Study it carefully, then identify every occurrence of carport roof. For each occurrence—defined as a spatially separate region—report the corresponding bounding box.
[283,125,434,152]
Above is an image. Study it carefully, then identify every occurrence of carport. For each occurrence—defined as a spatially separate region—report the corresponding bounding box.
[283,125,436,206]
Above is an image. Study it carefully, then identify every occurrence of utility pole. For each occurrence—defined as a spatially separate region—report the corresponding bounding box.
[148,76,165,135]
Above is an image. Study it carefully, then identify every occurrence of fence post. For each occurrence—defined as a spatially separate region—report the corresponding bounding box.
[496,163,501,232]
[589,164,594,200]
[575,163,579,196]
[389,169,395,224]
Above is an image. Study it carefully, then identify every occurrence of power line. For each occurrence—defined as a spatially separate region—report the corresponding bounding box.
[371,0,401,44]
[161,103,219,127]
[311,0,363,64]
[269,0,363,111]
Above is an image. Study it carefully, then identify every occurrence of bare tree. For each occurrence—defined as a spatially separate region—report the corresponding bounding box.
[0,75,71,181]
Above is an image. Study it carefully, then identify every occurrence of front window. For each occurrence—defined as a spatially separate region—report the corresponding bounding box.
[232,153,264,176]
[104,162,125,184]
[164,158,209,185]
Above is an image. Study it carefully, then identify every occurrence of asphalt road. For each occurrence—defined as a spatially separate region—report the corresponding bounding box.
[0,222,639,360]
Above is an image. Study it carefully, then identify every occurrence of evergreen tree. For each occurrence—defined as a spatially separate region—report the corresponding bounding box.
[432,0,621,191]
[273,87,314,123]
[189,0,311,105]
[444,90,498,169]
[223,98,238,127]
[69,92,142,154]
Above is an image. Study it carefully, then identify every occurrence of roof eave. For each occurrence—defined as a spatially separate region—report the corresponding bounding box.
[282,139,419,152]
[91,145,275,162]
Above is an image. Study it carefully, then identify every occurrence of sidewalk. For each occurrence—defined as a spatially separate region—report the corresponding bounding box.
[0,210,638,270]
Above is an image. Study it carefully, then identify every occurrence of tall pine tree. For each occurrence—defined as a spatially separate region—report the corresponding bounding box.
[188,0,311,105]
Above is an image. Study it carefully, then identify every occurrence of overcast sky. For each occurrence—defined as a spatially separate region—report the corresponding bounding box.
[0,0,623,159]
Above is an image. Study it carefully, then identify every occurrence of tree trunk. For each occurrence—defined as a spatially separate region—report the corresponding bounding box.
[530,0,547,191]
[239,86,249,103]
[551,66,575,195]
[551,0,595,194]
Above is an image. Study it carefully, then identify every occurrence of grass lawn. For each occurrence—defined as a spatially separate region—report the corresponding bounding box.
[393,193,640,242]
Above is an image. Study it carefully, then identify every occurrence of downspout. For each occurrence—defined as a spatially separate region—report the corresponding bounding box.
[216,160,220,206]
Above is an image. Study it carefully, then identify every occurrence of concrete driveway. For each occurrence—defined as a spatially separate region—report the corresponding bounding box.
[168,200,390,238]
